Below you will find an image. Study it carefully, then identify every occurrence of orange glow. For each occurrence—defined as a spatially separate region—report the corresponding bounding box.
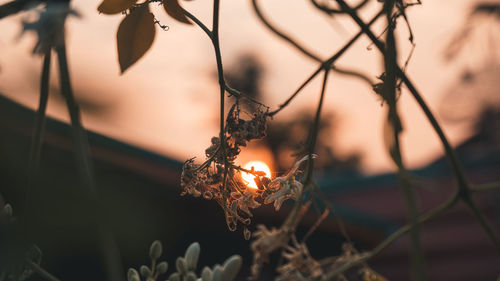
[242,161,271,189]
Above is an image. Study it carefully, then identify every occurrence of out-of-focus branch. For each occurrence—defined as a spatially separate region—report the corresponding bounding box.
[322,193,460,281]
[267,9,385,117]
[251,0,375,86]
[333,0,500,254]
[25,260,61,281]
[0,0,41,19]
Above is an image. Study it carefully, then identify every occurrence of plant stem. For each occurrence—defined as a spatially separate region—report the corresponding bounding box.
[26,260,61,281]
[383,1,424,279]
[182,8,212,39]
[251,0,375,85]
[471,181,500,192]
[268,9,385,117]
[24,50,51,213]
[322,193,459,281]
[55,33,123,281]
[334,0,500,253]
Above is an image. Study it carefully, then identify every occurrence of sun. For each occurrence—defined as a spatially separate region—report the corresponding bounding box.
[242,161,271,189]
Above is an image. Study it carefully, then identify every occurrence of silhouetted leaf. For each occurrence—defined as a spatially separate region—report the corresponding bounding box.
[117,6,156,73]
[162,0,192,25]
[98,0,136,14]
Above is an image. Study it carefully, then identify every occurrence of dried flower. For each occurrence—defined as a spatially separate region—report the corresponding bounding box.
[263,154,316,211]
[276,240,323,281]
[250,225,289,278]
[231,191,260,217]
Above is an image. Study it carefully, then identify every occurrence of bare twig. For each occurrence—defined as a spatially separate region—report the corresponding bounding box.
[267,9,385,117]
[334,0,500,253]
[251,0,374,86]
[25,260,61,281]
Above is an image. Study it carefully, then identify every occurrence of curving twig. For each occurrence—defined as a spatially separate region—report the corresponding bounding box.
[251,0,374,86]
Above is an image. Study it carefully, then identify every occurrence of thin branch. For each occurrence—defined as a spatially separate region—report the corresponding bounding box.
[311,0,369,15]
[383,1,424,278]
[251,0,375,86]
[334,0,500,251]
[471,181,500,193]
[322,193,460,281]
[182,8,212,39]
[0,0,37,20]
[267,9,385,117]
[25,260,61,281]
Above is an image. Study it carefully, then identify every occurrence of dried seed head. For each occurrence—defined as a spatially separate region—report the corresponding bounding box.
[149,240,162,260]
[244,227,251,240]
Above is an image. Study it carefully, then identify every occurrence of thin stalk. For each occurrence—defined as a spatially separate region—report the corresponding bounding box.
[24,50,51,212]
[383,1,424,279]
[462,197,500,252]
[252,0,376,86]
[25,260,61,281]
[282,68,330,233]
[334,0,500,252]
[322,193,459,281]
[182,8,212,39]
[268,9,385,117]
[471,181,500,192]
[55,39,123,281]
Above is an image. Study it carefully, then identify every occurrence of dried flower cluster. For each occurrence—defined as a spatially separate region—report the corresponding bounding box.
[181,102,316,233]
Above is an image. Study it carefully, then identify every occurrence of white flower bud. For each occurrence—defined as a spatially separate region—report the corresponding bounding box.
[168,272,180,281]
[149,240,162,260]
[221,255,242,281]
[184,242,200,270]
[212,265,223,281]
[186,272,197,281]
[201,266,213,281]
[127,268,140,281]
[156,261,168,274]
[176,257,187,275]
[140,265,151,278]
[3,204,12,217]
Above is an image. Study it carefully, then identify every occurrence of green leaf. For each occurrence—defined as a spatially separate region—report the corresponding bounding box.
[162,0,192,25]
[98,0,136,15]
[117,6,156,73]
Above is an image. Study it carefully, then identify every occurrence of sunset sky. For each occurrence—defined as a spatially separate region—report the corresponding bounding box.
[0,0,494,174]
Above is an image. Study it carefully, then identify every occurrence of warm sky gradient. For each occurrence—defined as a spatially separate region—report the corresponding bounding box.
[0,0,492,174]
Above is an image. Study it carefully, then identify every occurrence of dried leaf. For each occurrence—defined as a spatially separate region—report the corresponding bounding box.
[98,0,136,15]
[162,0,192,25]
[117,6,156,73]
